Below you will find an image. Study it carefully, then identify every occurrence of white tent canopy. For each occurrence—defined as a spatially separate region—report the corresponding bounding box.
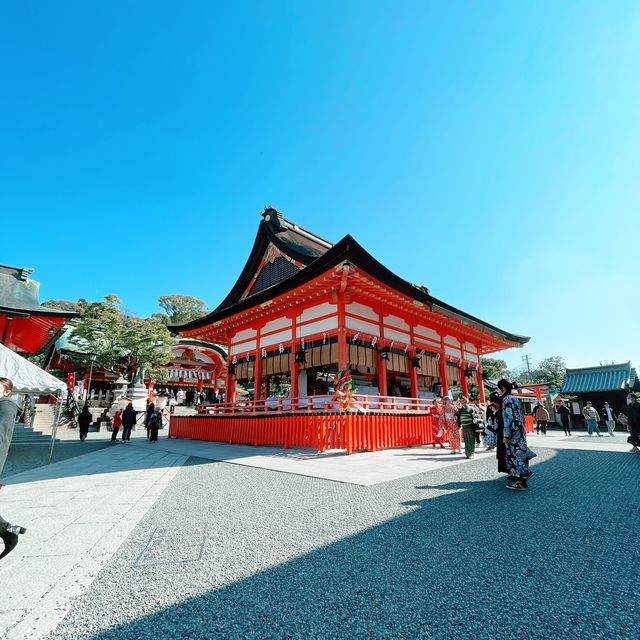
[0,342,66,395]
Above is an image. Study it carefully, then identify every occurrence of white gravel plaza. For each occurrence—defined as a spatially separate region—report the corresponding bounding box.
[0,431,637,640]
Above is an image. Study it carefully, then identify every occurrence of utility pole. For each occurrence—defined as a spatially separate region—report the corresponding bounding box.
[521,354,533,379]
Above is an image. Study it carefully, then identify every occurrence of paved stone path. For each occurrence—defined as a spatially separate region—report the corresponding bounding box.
[0,434,637,639]
[0,445,186,640]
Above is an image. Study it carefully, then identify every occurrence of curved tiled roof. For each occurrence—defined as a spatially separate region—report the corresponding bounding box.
[561,362,638,393]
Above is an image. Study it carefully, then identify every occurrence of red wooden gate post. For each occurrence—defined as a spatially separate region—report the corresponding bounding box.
[345,413,353,454]
[476,367,486,403]
[460,362,469,397]
[438,355,448,397]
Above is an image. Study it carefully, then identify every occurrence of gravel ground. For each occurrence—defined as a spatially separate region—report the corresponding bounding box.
[1,441,114,479]
[46,448,639,640]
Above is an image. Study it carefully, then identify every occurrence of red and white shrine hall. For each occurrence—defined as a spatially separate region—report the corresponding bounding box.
[170,208,529,453]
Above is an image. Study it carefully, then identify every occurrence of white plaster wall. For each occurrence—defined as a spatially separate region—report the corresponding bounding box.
[384,314,410,331]
[232,328,257,344]
[298,316,338,337]
[230,340,257,355]
[383,327,410,344]
[345,316,379,336]
[299,302,335,323]
[262,317,291,334]
[414,325,441,341]
[346,302,379,322]
[443,335,461,347]
[444,345,462,358]
[260,329,293,348]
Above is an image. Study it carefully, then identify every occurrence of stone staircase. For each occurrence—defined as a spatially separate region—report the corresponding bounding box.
[11,422,57,444]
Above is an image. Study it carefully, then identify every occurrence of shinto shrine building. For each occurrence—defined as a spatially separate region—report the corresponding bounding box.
[0,264,77,355]
[170,208,529,453]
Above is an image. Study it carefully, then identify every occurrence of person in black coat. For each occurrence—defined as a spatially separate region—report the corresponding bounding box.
[78,405,92,441]
[557,400,572,436]
[121,403,137,441]
[0,377,27,559]
[624,393,640,451]
[144,403,155,440]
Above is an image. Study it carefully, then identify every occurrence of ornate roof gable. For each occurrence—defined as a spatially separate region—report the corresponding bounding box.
[218,207,332,310]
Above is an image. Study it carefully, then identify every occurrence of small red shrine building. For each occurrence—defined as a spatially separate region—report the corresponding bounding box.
[170,208,529,452]
[0,264,77,355]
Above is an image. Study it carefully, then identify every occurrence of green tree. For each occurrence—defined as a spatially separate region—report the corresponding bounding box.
[69,295,174,379]
[41,299,83,313]
[153,295,208,325]
[531,356,566,389]
[480,357,510,380]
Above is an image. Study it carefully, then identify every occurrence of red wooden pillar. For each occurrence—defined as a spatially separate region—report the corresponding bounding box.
[377,303,387,396]
[438,355,448,397]
[290,314,299,408]
[254,327,263,401]
[460,363,468,397]
[409,352,419,399]
[337,294,348,371]
[476,367,486,403]
[378,358,388,396]
[225,372,235,403]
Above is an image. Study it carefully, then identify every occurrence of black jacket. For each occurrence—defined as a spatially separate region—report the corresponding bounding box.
[600,406,617,422]
[557,405,571,427]
[121,406,137,428]
[78,410,93,430]
[625,402,640,430]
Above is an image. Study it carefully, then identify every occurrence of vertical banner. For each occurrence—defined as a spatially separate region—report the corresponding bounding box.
[67,372,75,392]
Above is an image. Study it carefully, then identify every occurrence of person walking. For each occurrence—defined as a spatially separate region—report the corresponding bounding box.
[601,402,616,437]
[120,402,136,442]
[557,400,572,436]
[439,397,461,454]
[582,401,603,437]
[456,396,477,459]
[0,377,27,559]
[430,399,446,448]
[624,393,640,452]
[148,406,162,442]
[78,405,92,441]
[497,379,536,491]
[111,409,122,442]
[144,403,155,440]
[533,402,549,436]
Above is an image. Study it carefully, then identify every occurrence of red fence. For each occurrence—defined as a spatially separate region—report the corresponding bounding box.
[169,412,434,454]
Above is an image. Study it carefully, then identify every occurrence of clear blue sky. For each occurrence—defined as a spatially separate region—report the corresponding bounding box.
[2,1,638,372]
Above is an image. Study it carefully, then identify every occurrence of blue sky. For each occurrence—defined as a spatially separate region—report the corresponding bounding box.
[1,1,638,371]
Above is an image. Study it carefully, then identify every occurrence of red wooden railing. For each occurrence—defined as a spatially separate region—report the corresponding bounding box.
[169,410,434,454]
[196,394,434,416]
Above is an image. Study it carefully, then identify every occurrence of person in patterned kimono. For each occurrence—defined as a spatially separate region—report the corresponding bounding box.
[430,398,446,448]
[439,397,461,454]
[497,379,537,491]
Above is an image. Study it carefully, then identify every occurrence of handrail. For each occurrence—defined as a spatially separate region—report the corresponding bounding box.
[196,394,435,416]
[65,394,80,428]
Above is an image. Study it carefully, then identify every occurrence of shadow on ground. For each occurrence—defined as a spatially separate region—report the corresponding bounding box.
[49,449,639,640]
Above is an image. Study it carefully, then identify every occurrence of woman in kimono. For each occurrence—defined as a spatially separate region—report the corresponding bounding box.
[439,397,461,454]
[430,398,446,448]
[497,379,536,491]
[483,391,501,451]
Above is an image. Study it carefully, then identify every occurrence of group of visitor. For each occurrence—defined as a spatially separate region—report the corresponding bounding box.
[430,380,537,491]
